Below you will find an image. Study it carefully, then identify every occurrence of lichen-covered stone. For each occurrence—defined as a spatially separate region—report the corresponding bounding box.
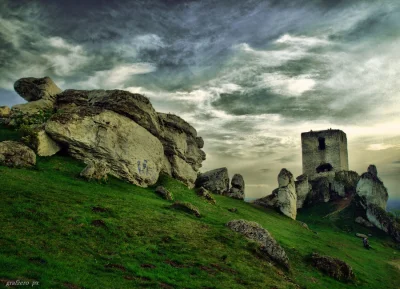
[171,201,201,217]
[310,253,355,281]
[365,204,400,243]
[0,141,36,167]
[155,186,173,201]
[226,174,245,200]
[226,219,289,269]
[35,130,61,157]
[195,167,229,194]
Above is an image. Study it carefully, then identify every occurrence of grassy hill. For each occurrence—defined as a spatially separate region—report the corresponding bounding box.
[0,124,399,289]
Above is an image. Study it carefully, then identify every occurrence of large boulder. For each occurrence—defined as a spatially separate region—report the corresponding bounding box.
[295,174,310,209]
[356,165,388,210]
[195,167,229,194]
[226,219,289,269]
[310,253,355,281]
[14,76,62,102]
[0,141,36,167]
[226,174,245,200]
[45,107,165,187]
[54,90,206,187]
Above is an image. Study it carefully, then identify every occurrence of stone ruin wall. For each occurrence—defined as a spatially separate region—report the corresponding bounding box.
[301,129,348,179]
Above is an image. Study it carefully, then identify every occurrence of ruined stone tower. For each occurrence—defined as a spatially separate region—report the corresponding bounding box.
[301,129,348,179]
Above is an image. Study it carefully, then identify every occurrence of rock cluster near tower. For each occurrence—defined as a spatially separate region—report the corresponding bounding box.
[5,76,206,187]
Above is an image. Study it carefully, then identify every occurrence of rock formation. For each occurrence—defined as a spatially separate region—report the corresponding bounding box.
[195,167,229,194]
[226,219,289,269]
[226,174,245,200]
[356,165,388,210]
[255,169,297,220]
[9,76,206,188]
[354,216,374,228]
[365,204,400,243]
[0,141,36,167]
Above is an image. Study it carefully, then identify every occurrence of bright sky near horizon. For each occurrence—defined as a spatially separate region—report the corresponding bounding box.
[0,0,399,201]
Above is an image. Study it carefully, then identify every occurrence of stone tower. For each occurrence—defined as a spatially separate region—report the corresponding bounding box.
[301,129,348,179]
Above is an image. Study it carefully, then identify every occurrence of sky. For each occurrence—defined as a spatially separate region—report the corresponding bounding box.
[0,0,399,203]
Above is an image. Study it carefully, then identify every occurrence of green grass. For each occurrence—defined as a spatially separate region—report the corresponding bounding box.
[0,124,399,289]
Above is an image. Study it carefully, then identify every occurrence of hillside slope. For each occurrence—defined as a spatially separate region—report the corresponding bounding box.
[0,125,399,289]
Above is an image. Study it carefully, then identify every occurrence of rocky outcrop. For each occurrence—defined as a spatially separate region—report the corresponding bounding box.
[226,219,289,269]
[356,165,388,210]
[295,174,310,209]
[8,76,206,188]
[80,160,109,182]
[0,141,36,167]
[276,169,297,219]
[45,107,165,187]
[226,174,245,200]
[195,167,229,194]
[155,186,173,201]
[256,169,297,219]
[310,253,354,281]
[0,106,10,118]
[365,204,400,243]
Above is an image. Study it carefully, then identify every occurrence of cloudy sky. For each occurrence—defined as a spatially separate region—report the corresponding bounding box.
[1,0,399,203]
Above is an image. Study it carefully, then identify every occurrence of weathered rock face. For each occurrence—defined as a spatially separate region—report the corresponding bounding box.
[226,219,289,269]
[0,106,10,118]
[226,174,245,200]
[14,77,62,102]
[45,107,165,187]
[196,187,216,204]
[365,204,400,243]
[356,165,388,210]
[254,188,279,208]
[35,130,61,157]
[80,160,109,182]
[195,167,229,194]
[295,174,310,209]
[311,253,355,281]
[0,141,36,167]
[331,170,360,198]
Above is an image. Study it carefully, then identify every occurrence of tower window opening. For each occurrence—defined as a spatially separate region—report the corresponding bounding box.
[318,137,326,150]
